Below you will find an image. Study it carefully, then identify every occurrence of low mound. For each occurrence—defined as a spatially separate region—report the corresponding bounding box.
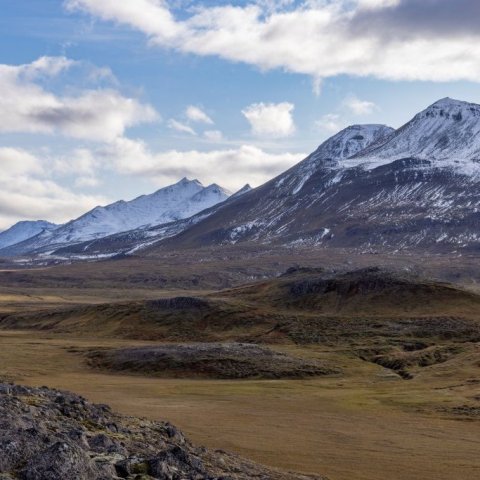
[228,267,480,316]
[86,343,337,379]
[0,383,323,480]
[357,344,465,379]
[1,268,479,346]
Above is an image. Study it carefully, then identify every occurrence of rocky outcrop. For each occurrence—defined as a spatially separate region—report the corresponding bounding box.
[86,343,337,379]
[0,383,324,480]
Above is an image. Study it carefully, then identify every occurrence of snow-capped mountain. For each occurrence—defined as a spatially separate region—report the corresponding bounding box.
[154,98,480,252]
[47,124,394,258]
[42,181,255,258]
[49,178,230,244]
[0,221,58,250]
[3,98,480,260]
[231,184,253,199]
[0,178,231,257]
[351,98,480,173]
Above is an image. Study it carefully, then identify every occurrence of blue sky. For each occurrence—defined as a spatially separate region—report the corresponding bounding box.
[1,0,480,228]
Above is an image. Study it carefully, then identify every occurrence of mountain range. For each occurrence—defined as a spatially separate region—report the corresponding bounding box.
[1,97,479,259]
[0,179,232,257]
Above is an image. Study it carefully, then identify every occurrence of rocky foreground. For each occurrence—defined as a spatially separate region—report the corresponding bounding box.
[0,383,324,480]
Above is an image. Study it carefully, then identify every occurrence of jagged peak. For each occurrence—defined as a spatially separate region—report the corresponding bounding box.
[198,183,232,196]
[231,184,253,198]
[418,97,480,119]
[176,177,203,187]
[311,123,394,162]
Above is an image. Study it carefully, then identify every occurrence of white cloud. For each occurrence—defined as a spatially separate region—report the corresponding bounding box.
[66,0,480,85]
[315,113,345,133]
[98,137,305,191]
[75,176,100,188]
[357,0,400,10]
[0,147,107,229]
[203,130,223,142]
[167,119,197,135]
[242,102,295,138]
[0,147,44,175]
[53,148,100,188]
[0,56,158,142]
[343,95,377,115]
[185,106,214,125]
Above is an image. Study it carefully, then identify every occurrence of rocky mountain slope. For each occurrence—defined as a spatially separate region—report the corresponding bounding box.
[33,124,394,259]
[2,97,480,259]
[0,220,57,249]
[0,382,321,479]
[157,98,480,253]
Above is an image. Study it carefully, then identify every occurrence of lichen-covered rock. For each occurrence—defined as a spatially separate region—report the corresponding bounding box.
[0,383,325,480]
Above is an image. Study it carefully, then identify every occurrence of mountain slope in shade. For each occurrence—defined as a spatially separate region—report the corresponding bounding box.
[0,221,58,249]
[156,99,480,252]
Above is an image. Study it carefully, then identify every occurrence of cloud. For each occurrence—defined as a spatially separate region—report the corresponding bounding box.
[0,147,107,229]
[343,95,377,115]
[98,137,305,191]
[52,148,100,188]
[203,130,223,142]
[352,0,480,38]
[167,119,197,135]
[0,56,158,142]
[66,0,480,84]
[357,0,400,10]
[186,106,214,125]
[314,114,345,133]
[242,102,295,138]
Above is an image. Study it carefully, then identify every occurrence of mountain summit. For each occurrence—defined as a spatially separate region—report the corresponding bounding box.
[351,98,480,172]
[2,98,479,259]
[0,221,58,250]
[157,98,480,252]
[0,179,231,256]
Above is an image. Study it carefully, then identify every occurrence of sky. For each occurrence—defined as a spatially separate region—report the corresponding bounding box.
[1,0,480,229]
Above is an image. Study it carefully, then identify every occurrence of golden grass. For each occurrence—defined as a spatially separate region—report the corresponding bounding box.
[0,330,479,480]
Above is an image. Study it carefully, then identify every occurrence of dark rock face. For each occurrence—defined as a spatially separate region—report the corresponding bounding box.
[0,383,323,480]
[146,297,210,311]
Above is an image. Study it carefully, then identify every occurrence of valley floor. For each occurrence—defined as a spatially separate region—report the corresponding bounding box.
[1,330,479,480]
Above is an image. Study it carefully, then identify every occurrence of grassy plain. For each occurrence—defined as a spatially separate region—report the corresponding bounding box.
[0,329,478,480]
[0,260,479,480]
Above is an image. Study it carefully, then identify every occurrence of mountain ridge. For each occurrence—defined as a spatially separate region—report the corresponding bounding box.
[154,97,480,252]
[1,97,479,259]
[0,178,232,257]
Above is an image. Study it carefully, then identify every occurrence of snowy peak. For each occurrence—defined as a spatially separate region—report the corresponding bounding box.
[35,178,231,245]
[313,124,395,162]
[0,220,58,250]
[276,124,394,195]
[186,183,231,208]
[231,184,253,198]
[353,97,480,172]
[421,97,480,120]
[149,177,204,200]
[196,183,231,197]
